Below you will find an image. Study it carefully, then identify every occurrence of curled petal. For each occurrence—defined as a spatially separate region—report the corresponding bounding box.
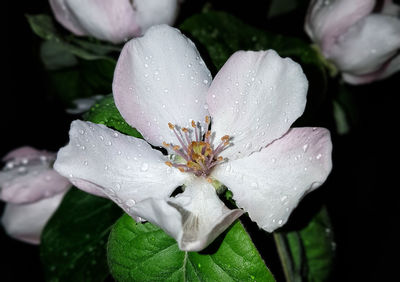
[49,0,87,36]
[212,128,332,232]
[54,120,188,214]
[342,53,400,84]
[328,14,400,76]
[305,0,375,54]
[129,178,243,251]
[113,25,211,148]
[0,147,70,204]
[207,50,307,160]
[1,190,68,244]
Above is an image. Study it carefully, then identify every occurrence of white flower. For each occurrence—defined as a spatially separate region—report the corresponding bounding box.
[305,0,400,84]
[54,25,332,251]
[49,0,180,44]
[0,147,70,244]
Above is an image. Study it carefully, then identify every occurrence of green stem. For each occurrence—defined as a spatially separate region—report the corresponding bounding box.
[273,232,296,282]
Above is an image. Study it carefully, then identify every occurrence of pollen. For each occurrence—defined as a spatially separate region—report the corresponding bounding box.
[163,116,230,177]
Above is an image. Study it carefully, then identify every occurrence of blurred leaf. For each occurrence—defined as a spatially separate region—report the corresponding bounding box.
[84,95,142,138]
[40,41,78,70]
[48,58,115,105]
[275,206,335,282]
[333,83,359,135]
[40,188,122,282]
[108,214,275,282]
[26,14,118,62]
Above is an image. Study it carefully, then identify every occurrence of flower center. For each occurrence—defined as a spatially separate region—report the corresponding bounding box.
[164,116,230,178]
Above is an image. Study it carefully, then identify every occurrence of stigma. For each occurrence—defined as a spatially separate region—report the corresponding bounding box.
[164,116,230,177]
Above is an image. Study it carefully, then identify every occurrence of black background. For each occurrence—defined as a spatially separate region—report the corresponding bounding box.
[2,1,398,281]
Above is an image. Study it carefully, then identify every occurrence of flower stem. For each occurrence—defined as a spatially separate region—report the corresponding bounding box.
[273,232,301,282]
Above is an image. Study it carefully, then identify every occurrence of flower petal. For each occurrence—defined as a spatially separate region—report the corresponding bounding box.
[133,0,180,34]
[1,190,68,244]
[305,0,375,54]
[52,0,141,44]
[129,178,244,251]
[54,120,188,214]
[0,148,71,204]
[49,0,87,36]
[113,25,212,148]
[342,53,400,84]
[212,127,332,232]
[207,50,308,160]
[328,14,400,75]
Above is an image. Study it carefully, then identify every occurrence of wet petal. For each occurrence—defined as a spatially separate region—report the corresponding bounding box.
[212,127,332,232]
[54,120,188,214]
[328,14,400,75]
[129,178,243,251]
[1,190,68,244]
[305,0,375,54]
[207,50,308,160]
[49,0,87,36]
[113,25,211,148]
[0,147,70,204]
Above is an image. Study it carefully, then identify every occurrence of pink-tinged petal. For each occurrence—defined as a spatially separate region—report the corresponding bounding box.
[51,0,141,44]
[2,146,54,162]
[207,50,308,160]
[342,54,400,84]
[113,25,211,148]
[305,0,375,54]
[54,120,189,215]
[49,0,87,36]
[129,178,243,251]
[212,127,332,232]
[1,190,68,244]
[328,14,400,76]
[0,148,71,204]
[133,0,180,34]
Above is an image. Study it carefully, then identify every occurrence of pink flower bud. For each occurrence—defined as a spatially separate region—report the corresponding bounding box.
[49,0,180,44]
[305,0,400,84]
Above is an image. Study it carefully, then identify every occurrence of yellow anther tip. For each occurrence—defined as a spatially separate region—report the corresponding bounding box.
[217,156,223,161]
[162,142,170,147]
[207,178,213,183]
[173,145,180,151]
[182,128,188,133]
[205,116,210,123]
[165,161,172,167]
[191,120,196,128]
[221,135,230,141]
[178,167,185,172]
[168,123,175,129]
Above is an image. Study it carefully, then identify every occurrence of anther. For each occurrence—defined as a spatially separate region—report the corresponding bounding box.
[168,123,175,129]
[162,142,170,147]
[178,167,185,172]
[205,116,210,124]
[191,120,196,128]
[165,161,173,167]
[221,135,230,142]
[173,145,180,151]
[182,128,189,133]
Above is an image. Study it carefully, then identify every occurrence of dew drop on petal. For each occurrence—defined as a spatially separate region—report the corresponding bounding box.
[316,153,322,160]
[125,199,136,207]
[141,163,149,172]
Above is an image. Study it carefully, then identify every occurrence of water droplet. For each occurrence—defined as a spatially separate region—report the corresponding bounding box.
[203,104,209,110]
[212,94,216,99]
[302,144,309,152]
[203,79,208,84]
[251,182,258,188]
[281,195,288,202]
[21,158,28,165]
[83,161,88,166]
[316,153,322,159]
[113,133,119,138]
[144,63,148,68]
[188,63,192,68]
[278,219,283,225]
[99,135,104,141]
[141,163,149,172]
[105,165,109,170]
[81,145,86,150]
[79,129,84,135]
[125,199,136,207]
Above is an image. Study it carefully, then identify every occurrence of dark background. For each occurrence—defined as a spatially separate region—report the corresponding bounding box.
[2,0,398,281]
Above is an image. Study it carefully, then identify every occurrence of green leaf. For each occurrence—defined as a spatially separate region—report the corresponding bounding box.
[40,188,123,282]
[26,14,119,62]
[40,41,79,70]
[108,214,275,282]
[275,206,335,282]
[84,95,142,138]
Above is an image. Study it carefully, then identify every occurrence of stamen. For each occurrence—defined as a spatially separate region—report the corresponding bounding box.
[163,117,230,177]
